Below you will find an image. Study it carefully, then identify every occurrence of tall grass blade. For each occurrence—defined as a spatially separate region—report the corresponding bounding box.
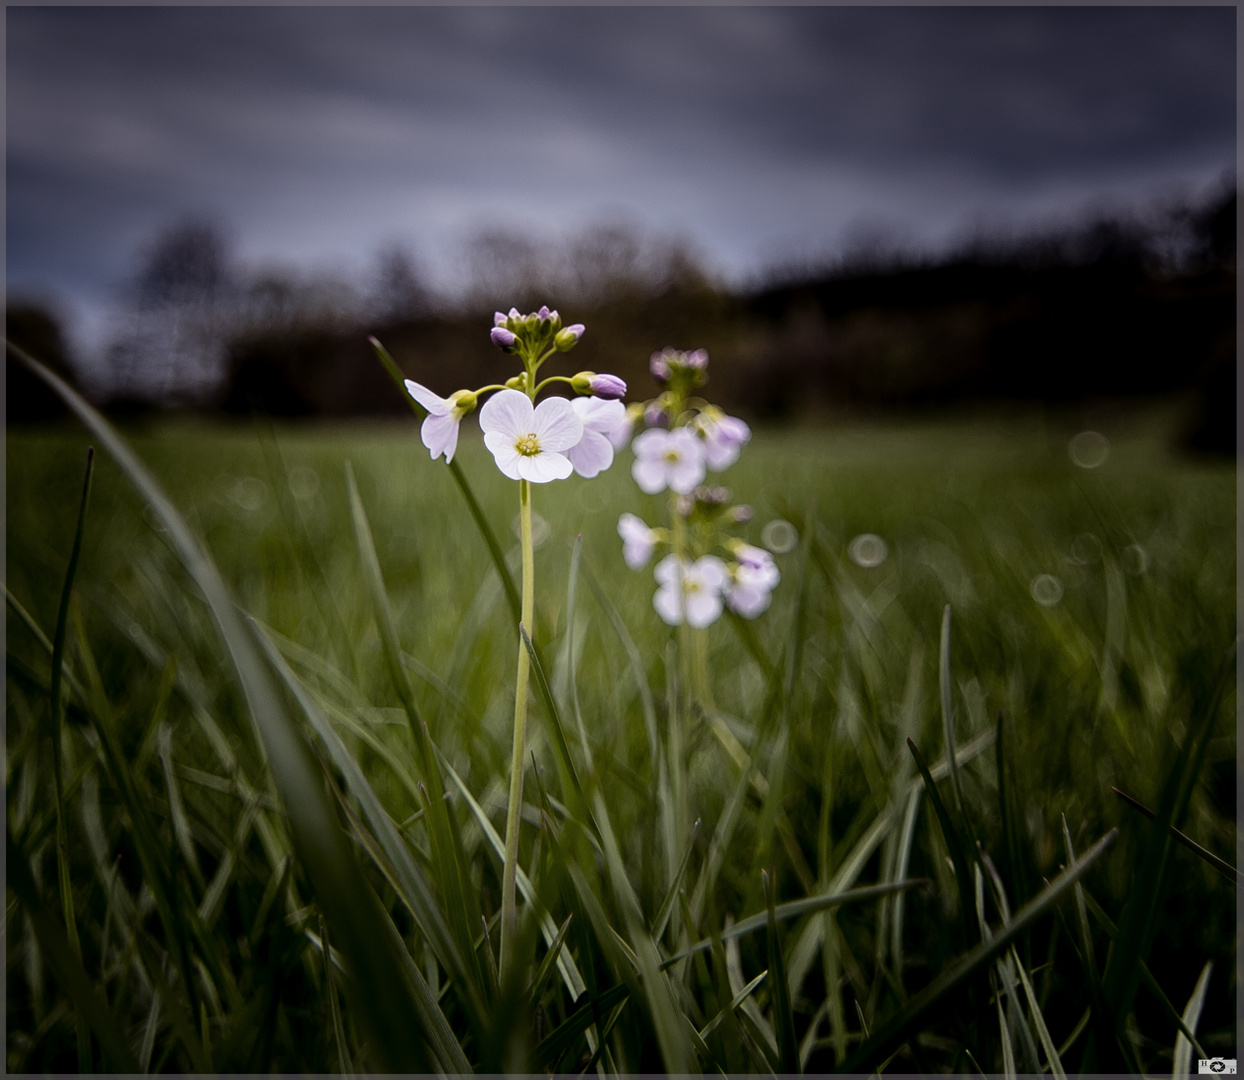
[1011,945,1067,1079]
[837,827,1117,1074]
[763,869,801,1074]
[653,818,700,942]
[1172,961,1212,1080]
[48,445,95,1070]
[369,334,522,627]
[250,614,484,1059]
[344,459,487,1002]
[938,604,967,816]
[907,736,977,946]
[1097,637,1237,1063]
[1111,786,1242,885]
[8,338,439,1071]
[7,825,140,1072]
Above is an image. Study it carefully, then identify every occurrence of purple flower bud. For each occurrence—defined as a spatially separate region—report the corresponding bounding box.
[537,305,553,321]
[491,326,517,349]
[494,311,508,326]
[686,348,709,370]
[650,353,671,382]
[588,373,626,399]
[644,400,670,428]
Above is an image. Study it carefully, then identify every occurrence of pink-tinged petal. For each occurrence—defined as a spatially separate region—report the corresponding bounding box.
[738,561,780,590]
[566,430,614,478]
[654,553,685,587]
[483,431,523,479]
[571,396,626,433]
[517,451,573,483]
[623,539,655,570]
[531,396,583,451]
[421,413,460,462]
[733,583,774,617]
[405,379,450,415]
[632,427,671,460]
[618,513,651,544]
[479,388,534,438]
[632,457,669,494]
[685,589,723,629]
[608,413,635,451]
[653,584,685,626]
[704,439,741,471]
[696,556,730,591]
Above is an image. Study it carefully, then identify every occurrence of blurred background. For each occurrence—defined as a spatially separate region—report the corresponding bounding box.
[6,6,1236,452]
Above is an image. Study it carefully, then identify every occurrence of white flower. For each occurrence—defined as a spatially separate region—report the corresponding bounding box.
[724,561,780,618]
[479,388,583,483]
[404,379,473,463]
[653,554,728,628]
[608,404,641,451]
[566,397,627,479]
[696,412,751,471]
[617,513,660,569]
[631,427,706,495]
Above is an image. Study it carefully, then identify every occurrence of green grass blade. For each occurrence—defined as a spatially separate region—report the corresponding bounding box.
[519,622,596,836]
[836,827,1117,1075]
[939,604,967,816]
[250,614,486,1055]
[1172,961,1212,1080]
[369,334,522,627]
[1111,786,1242,885]
[653,818,700,942]
[907,736,977,946]
[8,338,439,1071]
[48,445,95,1070]
[763,869,801,1074]
[1098,637,1237,1056]
[1010,944,1067,1079]
[344,459,487,1001]
[532,982,631,1070]
[700,969,769,1041]
[7,825,140,1072]
[667,880,925,968]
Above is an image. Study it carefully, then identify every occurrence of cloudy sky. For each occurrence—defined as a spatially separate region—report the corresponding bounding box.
[7,5,1236,354]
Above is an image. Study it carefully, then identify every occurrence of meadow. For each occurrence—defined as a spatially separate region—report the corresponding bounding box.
[5,365,1236,1073]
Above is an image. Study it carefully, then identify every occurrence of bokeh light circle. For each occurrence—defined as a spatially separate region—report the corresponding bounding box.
[762,519,798,554]
[1031,573,1064,606]
[1068,430,1110,469]
[288,465,320,500]
[1123,543,1151,575]
[849,533,889,568]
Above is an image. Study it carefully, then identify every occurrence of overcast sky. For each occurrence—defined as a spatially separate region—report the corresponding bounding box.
[7,5,1237,354]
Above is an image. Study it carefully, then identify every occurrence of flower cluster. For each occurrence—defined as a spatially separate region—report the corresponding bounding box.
[616,348,780,625]
[401,306,628,482]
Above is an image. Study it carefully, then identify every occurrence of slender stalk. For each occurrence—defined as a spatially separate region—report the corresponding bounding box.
[499,479,535,983]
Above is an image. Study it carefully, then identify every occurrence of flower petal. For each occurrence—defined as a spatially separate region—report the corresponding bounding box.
[517,451,573,483]
[531,397,583,452]
[695,556,730,591]
[654,553,686,587]
[685,589,723,629]
[421,413,461,462]
[479,388,533,438]
[632,457,669,494]
[405,379,450,415]
[653,583,685,626]
[566,430,614,478]
[632,427,670,460]
[483,430,523,479]
[572,396,626,434]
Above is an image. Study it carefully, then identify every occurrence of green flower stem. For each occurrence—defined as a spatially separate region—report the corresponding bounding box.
[499,353,541,984]
[668,491,691,844]
[499,477,535,984]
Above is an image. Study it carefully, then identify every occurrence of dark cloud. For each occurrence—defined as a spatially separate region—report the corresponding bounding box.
[6,5,1235,345]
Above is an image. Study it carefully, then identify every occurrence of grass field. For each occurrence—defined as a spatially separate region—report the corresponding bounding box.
[6,400,1236,1073]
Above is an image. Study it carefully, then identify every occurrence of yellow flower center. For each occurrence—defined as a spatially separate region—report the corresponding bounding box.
[515,433,541,457]
[663,449,681,464]
[683,579,701,595]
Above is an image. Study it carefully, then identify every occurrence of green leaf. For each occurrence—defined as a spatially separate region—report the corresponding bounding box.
[764,869,801,1074]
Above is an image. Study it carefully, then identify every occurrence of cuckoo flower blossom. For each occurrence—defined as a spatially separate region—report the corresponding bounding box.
[724,548,780,618]
[653,554,728,628]
[404,379,475,463]
[617,513,660,569]
[632,427,706,495]
[567,397,627,478]
[697,412,752,471]
[479,388,582,482]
